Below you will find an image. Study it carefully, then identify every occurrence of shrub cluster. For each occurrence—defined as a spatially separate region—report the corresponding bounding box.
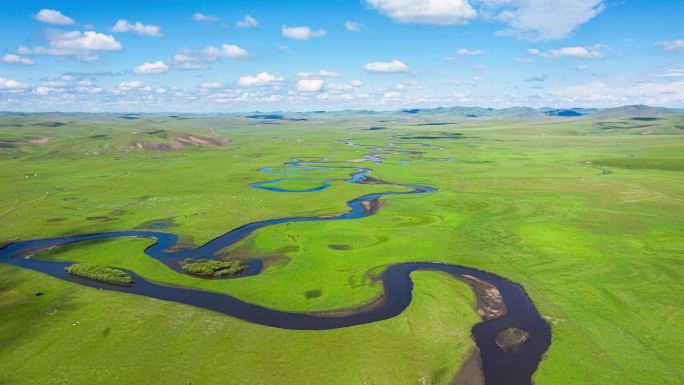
[182,259,247,277]
[65,263,133,285]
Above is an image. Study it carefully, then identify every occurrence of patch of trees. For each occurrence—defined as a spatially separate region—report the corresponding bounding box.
[182,259,246,277]
[65,263,133,285]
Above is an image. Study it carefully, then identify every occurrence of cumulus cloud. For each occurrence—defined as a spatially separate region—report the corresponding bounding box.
[237,72,283,87]
[47,30,122,51]
[198,82,223,89]
[17,30,122,61]
[395,80,421,90]
[364,59,408,73]
[530,45,606,58]
[456,48,485,55]
[133,61,168,75]
[33,9,75,25]
[281,26,327,40]
[171,50,207,70]
[553,78,684,106]
[329,80,363,92]
[236,15,258,28]
[345,21,365,31]
[576,64,589,71]
[297,79,324,92]
[480,0,605,41]
[366,1,603,40]
[0,77,28,90]
[30,75,104,96]
[297,70,339,78]
[193,13,218,22]
[383,91,401,98]
[112,20,162,37]
[1,54,34,65]
[116,80,145,92]
[657,39,684,52]
[203,44,250,59]
[365,0,476,25]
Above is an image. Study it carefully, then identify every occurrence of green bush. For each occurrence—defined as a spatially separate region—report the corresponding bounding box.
[182,259,246,277]
[65,263,133,285]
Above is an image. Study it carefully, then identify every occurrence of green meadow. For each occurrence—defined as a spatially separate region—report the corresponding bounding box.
[1,112,683,384]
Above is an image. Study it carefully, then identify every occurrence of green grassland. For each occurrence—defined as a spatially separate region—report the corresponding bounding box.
[1,112,684,384]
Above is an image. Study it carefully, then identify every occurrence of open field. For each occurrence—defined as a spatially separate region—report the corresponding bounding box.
[1,110,684,384]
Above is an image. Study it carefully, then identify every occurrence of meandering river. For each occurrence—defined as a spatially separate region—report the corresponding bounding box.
[0,140,551,385]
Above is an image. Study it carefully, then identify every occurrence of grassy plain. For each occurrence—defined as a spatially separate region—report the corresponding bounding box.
[1,112,684,384]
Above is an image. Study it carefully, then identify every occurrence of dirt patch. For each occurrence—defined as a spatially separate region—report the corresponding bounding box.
[174,134,228,147]
[453,348,484,385]
[26,137,52,144]
[460,275,507,320]
[139,141,182,151]
[360,199,382,214]
[0,136,53,146]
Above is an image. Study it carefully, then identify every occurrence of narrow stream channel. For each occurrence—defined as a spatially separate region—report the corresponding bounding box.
[0,140,551,385]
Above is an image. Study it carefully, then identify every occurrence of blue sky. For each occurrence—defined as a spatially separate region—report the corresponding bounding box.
[0,0,683,112]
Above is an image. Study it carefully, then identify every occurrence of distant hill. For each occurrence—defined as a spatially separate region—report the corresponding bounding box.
[590,105,681,119]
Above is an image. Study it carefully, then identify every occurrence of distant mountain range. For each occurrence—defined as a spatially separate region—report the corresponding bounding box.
[236,105,683,122]
[2,105,682,121]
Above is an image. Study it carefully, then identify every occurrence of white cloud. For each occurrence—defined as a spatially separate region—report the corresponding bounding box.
[653,68,684,78]
[193,13,218,22]
[0,77,28,90]
[530,45,606,59]
[116,80,145,92]
[2,54,34,65]
[329,83,353,92]
[364,59,408,73]
[297,70,339,78]
[553,78,684,106]
[575,64,589,71]
[203,44,250,59]
[237,72,283,87]
[329,80,364,92]
[297,79,324,92]
[198,82,224,89]
[456,48,485,56]
[17,30,122,61]
[281,26,327,40]
[365,0,476,25]
[236,15,258,28]
[171,51,207,69]
[481,0,605,41]
[657,39,684,52]
[395,80,421,90]
[33,9,75,25]
[133,61,168,75]
[47,30,122,51]
[345,21,365,31]
[383,91,401,98]
[111,20,162,37]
